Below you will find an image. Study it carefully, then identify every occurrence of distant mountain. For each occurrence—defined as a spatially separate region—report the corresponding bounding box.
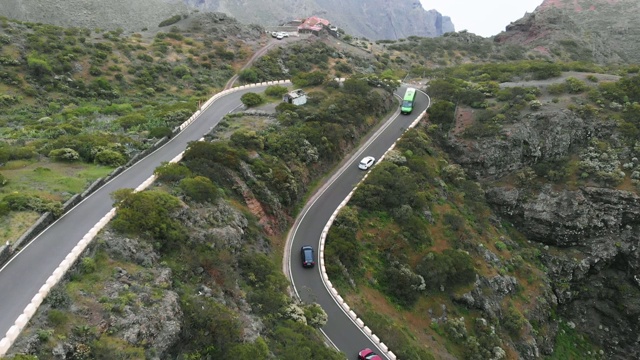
[182,0,455,40]
[495,0,640,64]
[0,0,454,40]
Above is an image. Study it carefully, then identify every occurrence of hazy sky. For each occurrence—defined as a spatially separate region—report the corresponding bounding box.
[420,0,543,37]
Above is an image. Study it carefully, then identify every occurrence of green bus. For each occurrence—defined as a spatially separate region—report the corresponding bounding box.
[401,87,417,114]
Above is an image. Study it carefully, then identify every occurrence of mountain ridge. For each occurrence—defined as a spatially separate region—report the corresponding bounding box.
[0,0,454,40]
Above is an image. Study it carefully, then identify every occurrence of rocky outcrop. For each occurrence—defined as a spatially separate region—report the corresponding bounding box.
[486,185,640,246]
[483,180,640,358]
[449,110,593,180]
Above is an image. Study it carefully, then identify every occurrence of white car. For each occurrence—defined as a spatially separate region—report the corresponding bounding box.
[358,156,376,170]
[276,34,284,40]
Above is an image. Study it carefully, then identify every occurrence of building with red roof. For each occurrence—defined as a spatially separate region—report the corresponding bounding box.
[297,16,331,35]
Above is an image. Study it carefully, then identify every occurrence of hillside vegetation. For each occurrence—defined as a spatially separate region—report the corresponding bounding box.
[2,14,401,359]
[0,14,258,241]
[3,5,640,360]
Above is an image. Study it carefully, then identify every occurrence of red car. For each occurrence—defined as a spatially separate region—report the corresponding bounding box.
[358,348,382,360]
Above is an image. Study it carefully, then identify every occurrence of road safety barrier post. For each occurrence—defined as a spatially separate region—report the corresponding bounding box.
[0,338,10,354]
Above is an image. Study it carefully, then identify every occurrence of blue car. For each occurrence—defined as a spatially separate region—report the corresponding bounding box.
[301,246,315,268]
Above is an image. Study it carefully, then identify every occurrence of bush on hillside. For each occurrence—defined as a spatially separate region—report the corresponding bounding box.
[264,85,288,98]
[240,92,264,108]
[179,176,219,203]
[111,189,186,248]
[158,15,182,28]
[416,249,476,291]
[155,162,192,183]
[49,148,80,162]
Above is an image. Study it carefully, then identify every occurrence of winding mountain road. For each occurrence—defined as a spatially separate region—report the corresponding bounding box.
[287,88,431,359]
[0,82,430,359]
[0,85,272,349]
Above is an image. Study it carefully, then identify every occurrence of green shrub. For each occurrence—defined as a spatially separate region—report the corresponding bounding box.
[0,172,6,187]
[547,83,566,95]
[26,54,52,79]
[116,114,146,130]
[1,193,62,215]
[148,126,173,139]
[416,249,476,291]
[155,162,192,183]
[49,148,80,161]
[230,129,264,150]
[495,241,507,251]
[94,149,126,166]
[381,261,425,306]
[334,61,353,74]
[264,85,288,97]
[292,71,327,87]
[80,257,97,274]
[158,15,182,28]
[238,68,258,83]
[502,304,527,338]
[443,212,465,232]
[172,64,191,78]
[111,189,186,247]
[37,329,53,342]
[427,100,456,132]
[46,287,71,309]
[565,77,588,93]
[179,176,219,203]
[240,92,264,107]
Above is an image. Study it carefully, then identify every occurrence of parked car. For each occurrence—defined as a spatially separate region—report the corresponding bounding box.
[358,156,376,170]
[276,33,284,40]
[358,348,382,360]
[271,31,278,38]
[301,246,315,268]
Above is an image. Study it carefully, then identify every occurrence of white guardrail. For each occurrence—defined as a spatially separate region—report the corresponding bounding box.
[318,105,428,360]
[0,80,291,356]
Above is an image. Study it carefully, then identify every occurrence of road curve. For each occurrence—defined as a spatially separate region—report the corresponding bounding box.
[0,85,275,341]
[288,88,431,359]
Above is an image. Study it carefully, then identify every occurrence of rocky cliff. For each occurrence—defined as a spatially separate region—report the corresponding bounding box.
[485,185,640,359]
[448,109,593,180]
[443,74,640,358]
[495,0,640,64]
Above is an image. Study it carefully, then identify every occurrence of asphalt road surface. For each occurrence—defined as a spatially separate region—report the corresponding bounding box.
[0,85,272,340]
[289,88,431,359]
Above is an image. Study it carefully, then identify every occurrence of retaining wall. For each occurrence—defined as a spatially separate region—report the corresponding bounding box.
[0,243,11,265]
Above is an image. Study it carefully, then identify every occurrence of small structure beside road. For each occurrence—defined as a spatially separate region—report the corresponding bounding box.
[283,89,307,106]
